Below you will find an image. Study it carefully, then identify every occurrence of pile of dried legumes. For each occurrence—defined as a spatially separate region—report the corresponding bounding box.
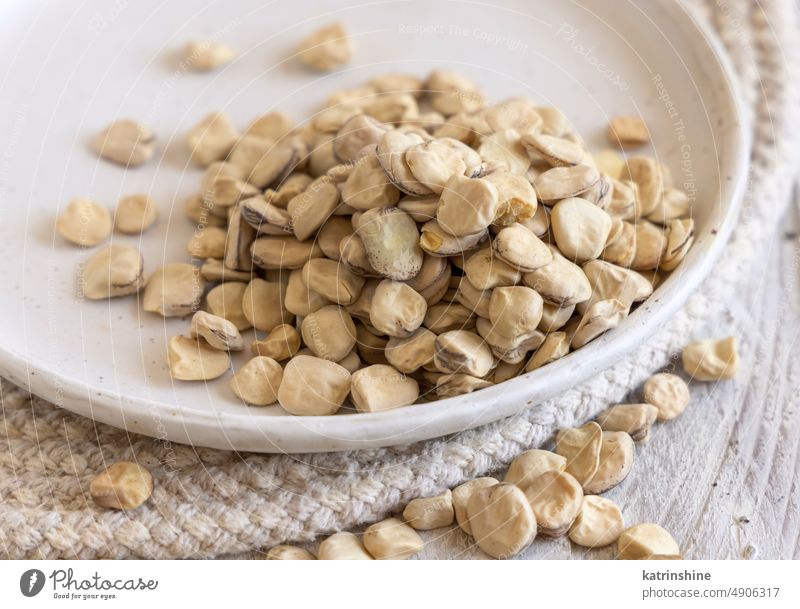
[59,23,695,415]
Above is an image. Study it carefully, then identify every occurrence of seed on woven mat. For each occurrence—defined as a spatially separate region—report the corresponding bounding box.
[682,336,739,381]
[266,545,316,560]
[555,422,603,486]
[93,119,156,167]
[363,518,424,560]
[403,490,454,530]
[82,244,145,300]
[57,198,112,246]
[90,462,153,510]
[230,356,283,406]
[466,482,537,559]
[524,470,584,537]
[452,477,499,536]
[318,532,373,560]
[504,449,567,491]
[569,496,625,548]
[617,523,680,560]
[642,372,690,421]
[596,403,658,442]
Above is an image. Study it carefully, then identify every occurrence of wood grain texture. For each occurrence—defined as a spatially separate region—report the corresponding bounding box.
[410,200,800,560]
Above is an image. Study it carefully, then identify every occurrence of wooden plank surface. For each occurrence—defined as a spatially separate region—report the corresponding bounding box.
[412,196,800,560]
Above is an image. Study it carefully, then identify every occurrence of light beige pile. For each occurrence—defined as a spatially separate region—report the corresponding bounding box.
[1,0,798,559]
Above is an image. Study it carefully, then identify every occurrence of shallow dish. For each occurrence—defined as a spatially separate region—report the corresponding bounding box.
[0,0,748,452]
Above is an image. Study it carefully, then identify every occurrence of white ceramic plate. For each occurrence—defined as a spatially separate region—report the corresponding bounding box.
[0,0,748,453]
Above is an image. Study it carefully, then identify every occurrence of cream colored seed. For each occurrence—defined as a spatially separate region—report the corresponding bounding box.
[297,22,353,72]
[90,462,153,510]
[302,258,365,306]
[190,311,243,351]
[643,373,690,421]
[523,247,592,307]
[266,545,316,560]
[230,356,283,406]
[524,470,584,537]
[493,223,552,272]
[301,305,357,362]
[342,154,401,210]
[369,280,427,338]
[555,422,603,486]
[569,496,625,548]
[350,364,419,412]
[682,336,739,381]
[318,532,373,560]
[403,490,454,530]
[504,449,567,491]
[467,482,537,559]
[525,331,570,372]
[144,263,205,317]
[277,355,351,416]
[57,198,112,246]
[206,281,251,331]
[363,518,424,560]
[550,197,613,263]
[434,330,493,377]
[185,40,235,71]
[596,403,658,442]
[617,523,680,560]
[477,129,530,175]
[187,226,227,258]
[93,119,156,167]
[242,278,292,333]
[571,299,629,349]
[463,247,521,291]
[583,431,635,494]
[167,335,231,381]
[607,116,650,149]
[435,373,493,398]
[452,477,499,536]
[82,244,145,300]
[115,194,158,234]
[436,173,499,236]
[357,206,424,280]
[533,164,599,203]
[488,286,544,339]
[186,112,239,167]
[251,323,301,360]
[660,218,695,271]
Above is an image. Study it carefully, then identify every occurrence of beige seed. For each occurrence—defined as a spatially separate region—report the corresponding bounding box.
[607,116,650,148]
[242,278,292,332]
[463,247,521,291]
[351,364,419,412]
[187,226,227,259]
[682,336,739,381]
[419,220,488,257]
[437,174,499,237]
[385,328,437,373]
[488,286,544,339]
[596,403,658,442]
[185,40,235,71]
[90,462,153,510]
[288,176,341,241]
[617,523,680,560]
[186,112,239,167]
[230,356,283,406]
[523,247,591,307]
[525,332,570,372]
[622,157,663,217]
[643,373,690,421]
[318,532,373,560]
[533,164,599,203]
[302,258,365,305]
[524,470,584,537]
[477,129,530,175]
[250,323,301,360]
[571,299,629,349]
[342,154,401,210]
[206,281,251,331]
[423,302,475,334]
[363,518,424,560]
[246,111,295,141]
[504,449,567,490]
[358,207,424,281]
[583,431,635,494]
[467,483,537,559]
[190,311,243,351]
[551,197,613,263]
[82,244,145,300]
[301,305,357,362]
[93,119,156,167]
[144,263,205,317]
[435,373,493,397]
[555,422,603,486]
[250,235,324,270]
[266,545,316,560]
[115,194,158,234]
[297,22,353,72]
[660,218,695,271]
[57,198,112,246]
[369,280,427,338]
[405,137,479,194]
[569,496,624,548]
[333,114,390,163]
[167,335,230,381]
[434,330,493,377]
[538,303,575,333]
[277,355,351,416]
[452,477,499,536]
[493,223,552,272]
[403,490,454,530]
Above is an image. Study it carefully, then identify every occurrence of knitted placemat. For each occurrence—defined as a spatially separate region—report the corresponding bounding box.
[1,0,798,559]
